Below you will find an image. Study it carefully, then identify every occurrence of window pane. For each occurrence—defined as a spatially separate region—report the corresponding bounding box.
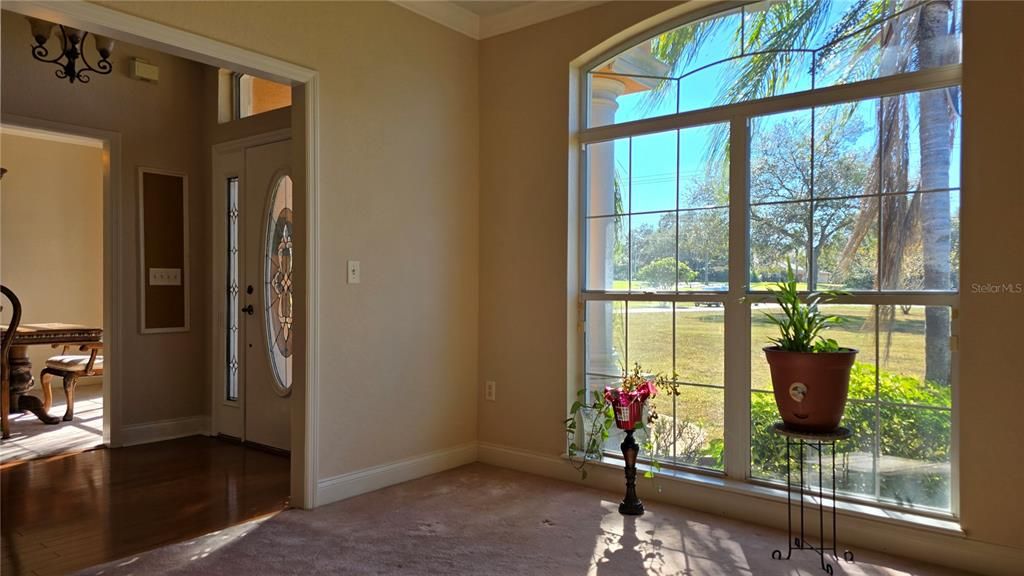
[750,310,775,392]
[750,390,785,481]
[586,301,625,377]
[878,305,953,403]
[828,305,877,402]
[631,212,676,292]
[744,0,829,52]
[589,73,676,129]
[834,400,878,499]
[226,177,240,402]
[678,208,728,291]
[678,56,747,114]
[750,109,812,204]
[626,301,673,375]
[264,175,294,392]
[879,405,951,510]
[750,201,809,286]
[631,131,677,213]
[652,385,724,470]
[672,9,742,77]
[815,22,881,88]
[232,72,291,120]
[882,88,962,193]
[813,99,879,199]
[586,138,628,217]
[676,303,724,386]
[813,197,876,291]
[584,374,626,452]
[816,1,962,90]
[880,190,959,291]
[679,123,729,210]
[585,216,628,291]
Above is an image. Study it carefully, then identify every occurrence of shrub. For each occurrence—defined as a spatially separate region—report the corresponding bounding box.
[636,257,696,289]
[751,362,951,480]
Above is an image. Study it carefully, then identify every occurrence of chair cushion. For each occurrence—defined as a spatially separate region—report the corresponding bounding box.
[45,355,103,373]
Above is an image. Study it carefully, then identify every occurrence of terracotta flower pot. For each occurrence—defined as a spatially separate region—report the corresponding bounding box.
[763,346,857,432]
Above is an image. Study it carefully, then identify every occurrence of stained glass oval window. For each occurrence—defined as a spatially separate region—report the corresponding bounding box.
[264,174,293,395]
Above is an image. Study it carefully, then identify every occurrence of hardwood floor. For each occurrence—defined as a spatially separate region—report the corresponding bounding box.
[1,436,290,576]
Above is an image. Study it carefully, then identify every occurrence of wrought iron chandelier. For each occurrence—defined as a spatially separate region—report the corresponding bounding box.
[27,17,114,84]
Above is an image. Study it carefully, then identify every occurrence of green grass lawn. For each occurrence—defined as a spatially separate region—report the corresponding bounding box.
[595,303,938,461]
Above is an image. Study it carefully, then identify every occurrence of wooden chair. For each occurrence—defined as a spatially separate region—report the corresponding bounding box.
[40,342,103,422]
[2,285,23,439]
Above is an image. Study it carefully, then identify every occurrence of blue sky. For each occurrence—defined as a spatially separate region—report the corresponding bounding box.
[595,1,962,216]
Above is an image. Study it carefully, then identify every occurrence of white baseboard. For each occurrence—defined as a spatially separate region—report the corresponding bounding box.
[317,442,478,506]
[118,415,211,447]
[477,441,1024,576]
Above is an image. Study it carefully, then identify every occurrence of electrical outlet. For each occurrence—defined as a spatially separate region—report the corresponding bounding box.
[485,381,496,401]
[347,260,360,284]
[149,268,181,286]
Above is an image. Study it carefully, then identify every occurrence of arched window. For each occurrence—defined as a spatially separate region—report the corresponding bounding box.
[578,0,961,513]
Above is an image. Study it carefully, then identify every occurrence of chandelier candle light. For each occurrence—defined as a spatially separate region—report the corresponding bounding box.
[27,17,114,84]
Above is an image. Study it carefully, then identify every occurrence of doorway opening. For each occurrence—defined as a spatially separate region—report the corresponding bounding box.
[1,124,107,462]
[1,1,319,509]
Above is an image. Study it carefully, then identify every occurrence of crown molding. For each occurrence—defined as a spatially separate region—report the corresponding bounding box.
[394,1,481,38]
[393,1,606,40]
[479,1,606,39]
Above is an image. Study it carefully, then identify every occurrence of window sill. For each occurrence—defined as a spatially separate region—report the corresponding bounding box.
[564,453,964,537]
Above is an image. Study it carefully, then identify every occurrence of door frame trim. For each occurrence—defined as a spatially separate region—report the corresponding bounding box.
[5,2,321,508]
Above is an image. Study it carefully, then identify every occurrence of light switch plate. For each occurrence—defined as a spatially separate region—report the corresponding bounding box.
[149,267,181,286]
[347,260,360,284]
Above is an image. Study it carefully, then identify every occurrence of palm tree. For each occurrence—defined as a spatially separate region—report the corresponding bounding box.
[642,0,958,384]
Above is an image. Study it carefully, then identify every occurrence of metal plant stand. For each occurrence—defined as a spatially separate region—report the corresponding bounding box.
[770,423,855,574]
[618,429,644,515]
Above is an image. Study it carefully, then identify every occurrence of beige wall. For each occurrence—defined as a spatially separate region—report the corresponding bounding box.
[958,0,1024,554]
[478,1,675,454]
[0,133,104,380]
[476,0,1024,561]
[1,11,208,426]
[98,1,481,478]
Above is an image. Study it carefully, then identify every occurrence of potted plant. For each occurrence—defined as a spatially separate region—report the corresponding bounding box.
[762,262,857,433]
[565,364,671,478]
[566,363,671,515]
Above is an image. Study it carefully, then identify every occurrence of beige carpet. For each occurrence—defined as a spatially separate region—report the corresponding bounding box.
[75,463,968,575]
[1,383,103,462]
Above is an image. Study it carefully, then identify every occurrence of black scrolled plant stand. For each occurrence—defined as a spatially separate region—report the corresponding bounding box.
[618,428,644,515]
[770,422,855,574]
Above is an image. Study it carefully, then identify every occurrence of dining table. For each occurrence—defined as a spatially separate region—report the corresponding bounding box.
[1,323,103,438]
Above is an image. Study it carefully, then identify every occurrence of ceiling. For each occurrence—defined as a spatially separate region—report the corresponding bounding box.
[451,1,533,17]
[395,1,606,39]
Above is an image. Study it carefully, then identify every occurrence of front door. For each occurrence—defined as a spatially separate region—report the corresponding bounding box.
[241,139,293,451]
[213,134,293,450]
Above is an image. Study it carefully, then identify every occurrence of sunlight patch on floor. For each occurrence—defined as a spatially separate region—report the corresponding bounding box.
[1,383,103,462]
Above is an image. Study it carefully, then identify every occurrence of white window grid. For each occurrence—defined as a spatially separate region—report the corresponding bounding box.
[575,4,961,518]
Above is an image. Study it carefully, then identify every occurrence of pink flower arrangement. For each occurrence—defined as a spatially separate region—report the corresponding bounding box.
[604,364,661,430]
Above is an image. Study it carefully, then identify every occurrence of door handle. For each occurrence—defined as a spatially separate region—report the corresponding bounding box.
[242,304,255,316]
